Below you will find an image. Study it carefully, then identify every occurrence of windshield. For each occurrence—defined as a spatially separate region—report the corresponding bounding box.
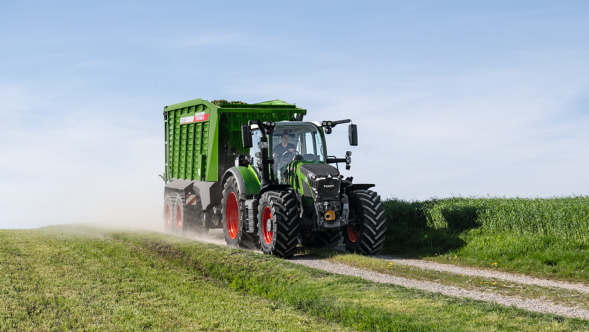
[270,123,326,184]
[270,123,326,163]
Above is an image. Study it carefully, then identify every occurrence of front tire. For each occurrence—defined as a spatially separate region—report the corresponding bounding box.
[258,190,299,258]
[343,190,386,255]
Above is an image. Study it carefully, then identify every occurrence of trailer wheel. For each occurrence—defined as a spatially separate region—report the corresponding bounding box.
[311,229,341,249]
[171,193,198,237]
[258,190,299,258]
[163,194,174,233]
[222,176,258,248]
[343,189,387,255]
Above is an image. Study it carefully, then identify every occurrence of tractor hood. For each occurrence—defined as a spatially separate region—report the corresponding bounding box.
[299,164,339,179]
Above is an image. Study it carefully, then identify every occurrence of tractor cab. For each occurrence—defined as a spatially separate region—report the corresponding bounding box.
[248,122,327,184]
[270,122,327,184]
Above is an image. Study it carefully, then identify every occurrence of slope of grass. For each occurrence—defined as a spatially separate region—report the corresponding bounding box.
[0,228,350,331]
[382,196,589,282]
[3,225,589,331]
[111,228,589,331]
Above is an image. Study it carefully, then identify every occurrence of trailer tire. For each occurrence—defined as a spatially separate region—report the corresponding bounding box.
[163,194,174,234]
[222,176,258,248]
[311,229,341,248]
[171,193,198,237]
[343,189,386,255]
[258,190,299,258]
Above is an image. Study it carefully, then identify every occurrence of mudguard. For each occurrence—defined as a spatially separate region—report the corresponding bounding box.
[343,183,375,196]
[164,179,222,211]
[223,165,261,196]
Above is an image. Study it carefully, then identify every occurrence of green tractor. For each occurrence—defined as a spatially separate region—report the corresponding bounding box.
[161,99,386,258]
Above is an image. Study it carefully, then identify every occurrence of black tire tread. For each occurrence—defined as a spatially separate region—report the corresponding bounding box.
[344,189,387,255]
[258,190,299,258]
[222,176,259,249]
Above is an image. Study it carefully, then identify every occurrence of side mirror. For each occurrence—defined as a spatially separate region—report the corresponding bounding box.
[241,124,253,148]
[348,124,358,146]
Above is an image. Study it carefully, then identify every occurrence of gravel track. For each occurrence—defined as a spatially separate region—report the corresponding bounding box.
[375,255,589,294]
[290,257,589,320]
[332,244,589,293]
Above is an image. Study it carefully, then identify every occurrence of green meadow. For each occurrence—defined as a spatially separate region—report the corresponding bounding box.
[1,226,588,331]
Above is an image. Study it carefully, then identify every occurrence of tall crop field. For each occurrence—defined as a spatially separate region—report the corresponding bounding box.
[382,196,589,281]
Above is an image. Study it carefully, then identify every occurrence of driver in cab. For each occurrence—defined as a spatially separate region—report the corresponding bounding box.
[273,132,296,159]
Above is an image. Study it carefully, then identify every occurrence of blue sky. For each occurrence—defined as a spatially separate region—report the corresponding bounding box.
[1,1,588,229]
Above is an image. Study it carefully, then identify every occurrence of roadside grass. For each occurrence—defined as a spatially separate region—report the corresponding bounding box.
[382,196,589,282]
[301,247,589,309]
[0,227,350,332]
[108,227,589,331]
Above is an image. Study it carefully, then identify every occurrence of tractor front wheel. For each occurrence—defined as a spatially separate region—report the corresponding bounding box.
[343,189,386,255]
[258,190,299,258]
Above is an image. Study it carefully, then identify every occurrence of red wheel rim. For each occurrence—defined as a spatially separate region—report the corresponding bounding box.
[262,206,273,244]
[176,204,182,229]
[347,226,360,242]
[226,192,239,239]
[165,204,171,228]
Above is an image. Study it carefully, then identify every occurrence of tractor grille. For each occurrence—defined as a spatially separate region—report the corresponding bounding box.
[311,178,340,199]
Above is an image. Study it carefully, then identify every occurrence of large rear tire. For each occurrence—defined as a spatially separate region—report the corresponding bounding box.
[258,190,299,258]
[343,189,386,255]
[222,176,258,249]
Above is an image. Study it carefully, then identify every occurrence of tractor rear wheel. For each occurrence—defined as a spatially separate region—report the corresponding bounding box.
[258,190,299,258]
[222,176,258,249]
[343,189,386,255]
[163,194,174,234]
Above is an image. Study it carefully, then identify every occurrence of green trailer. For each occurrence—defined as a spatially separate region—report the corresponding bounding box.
[162,98,386,258]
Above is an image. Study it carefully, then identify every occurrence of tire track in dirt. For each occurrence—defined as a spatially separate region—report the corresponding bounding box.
[374,255,589,294]
[290,257,589,320]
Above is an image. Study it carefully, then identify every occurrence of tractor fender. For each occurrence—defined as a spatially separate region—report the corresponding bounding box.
[259,184,290,198]
[343,183,375,196]
[222,166,261,196]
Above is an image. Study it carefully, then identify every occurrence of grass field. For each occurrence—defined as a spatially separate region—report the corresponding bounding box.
[2,226,589,331]
[382,196,589,281]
